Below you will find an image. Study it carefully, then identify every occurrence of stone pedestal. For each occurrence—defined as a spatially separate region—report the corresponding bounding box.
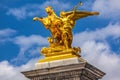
[22,58,105,80]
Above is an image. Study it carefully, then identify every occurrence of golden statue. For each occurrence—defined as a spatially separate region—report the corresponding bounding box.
[33,4,99,62]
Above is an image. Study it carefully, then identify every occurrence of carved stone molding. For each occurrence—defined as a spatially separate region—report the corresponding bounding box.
[22,62,105,80]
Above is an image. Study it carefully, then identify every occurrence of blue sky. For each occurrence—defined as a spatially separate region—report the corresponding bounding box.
[0,0,120,80]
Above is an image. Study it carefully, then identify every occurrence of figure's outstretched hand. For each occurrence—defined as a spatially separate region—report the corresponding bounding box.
[33,17,43,21]
[33,17,38,21]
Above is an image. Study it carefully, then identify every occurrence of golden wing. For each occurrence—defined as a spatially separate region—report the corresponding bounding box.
[72,10,99,20]
[61,10,99,20]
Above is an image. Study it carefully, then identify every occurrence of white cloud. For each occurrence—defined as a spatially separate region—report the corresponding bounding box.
[0,28,16,43]
[6,0,71,20]
[6,4,41,20]
[0,61,28,80]
[92,0,120,20]
[0,58,38,80]
[7,8,26,20]
[81,41,120,80]
[14,35,48,49]
[39,0,71,12]
[0,28,16,36]
[73,23,120,46]
[73,23,120,80]
[11,35,48,65]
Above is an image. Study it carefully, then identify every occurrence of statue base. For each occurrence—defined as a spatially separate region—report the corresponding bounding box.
[36,57,86,69]
[39,47,81,62]
[22,57,105,80]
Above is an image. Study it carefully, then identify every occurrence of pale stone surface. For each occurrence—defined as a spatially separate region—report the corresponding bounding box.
[35,62,49,69]
[49,59,64,67]
[35,57,86,69]
[63,57,81,65]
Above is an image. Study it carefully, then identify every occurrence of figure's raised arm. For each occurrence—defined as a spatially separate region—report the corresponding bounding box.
[33,17,51,29]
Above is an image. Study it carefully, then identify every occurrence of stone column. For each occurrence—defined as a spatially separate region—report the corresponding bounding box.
[22,58,105,80]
